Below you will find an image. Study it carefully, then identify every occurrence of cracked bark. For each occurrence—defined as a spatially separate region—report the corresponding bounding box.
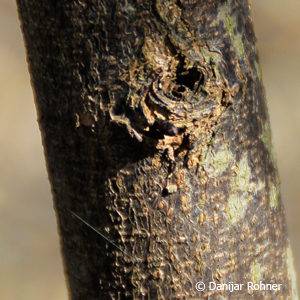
[17,0,298,299]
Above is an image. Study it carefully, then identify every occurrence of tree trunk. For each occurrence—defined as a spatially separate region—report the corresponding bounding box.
[17,0,297,299]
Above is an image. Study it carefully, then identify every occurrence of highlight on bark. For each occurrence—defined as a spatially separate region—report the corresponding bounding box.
[17,0,298,299]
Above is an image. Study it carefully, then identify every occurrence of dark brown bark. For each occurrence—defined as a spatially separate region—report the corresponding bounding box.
[17,0,297,299]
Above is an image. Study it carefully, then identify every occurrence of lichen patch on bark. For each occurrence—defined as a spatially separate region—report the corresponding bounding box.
[286,244,299,300]
[215,2,245,58]
[269,180,279,208]
[250,261,265,283]
[231,153,252,193]
[225,152,267,224]
[225,193,249,224]
[203,143,233,177]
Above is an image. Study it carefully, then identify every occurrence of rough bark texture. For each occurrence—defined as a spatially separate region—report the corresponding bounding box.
[17,0,298,299]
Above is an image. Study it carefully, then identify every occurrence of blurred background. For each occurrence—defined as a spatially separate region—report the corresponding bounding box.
[0,0,299,299]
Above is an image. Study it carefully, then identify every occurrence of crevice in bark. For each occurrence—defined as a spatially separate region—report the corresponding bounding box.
[175,66,203,92]
[151,1,163,24]
[220,90,232,108]
[161,188,169,197]
[163,35,177,56]
[176,0,183,9]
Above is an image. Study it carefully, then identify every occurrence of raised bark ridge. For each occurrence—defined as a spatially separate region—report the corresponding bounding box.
[17,0,298,299]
